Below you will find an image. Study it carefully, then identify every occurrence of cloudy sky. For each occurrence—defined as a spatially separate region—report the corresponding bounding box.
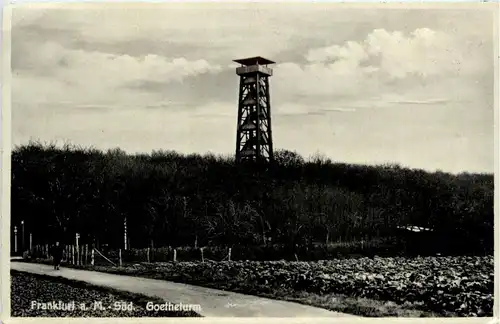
[10,4,495,174]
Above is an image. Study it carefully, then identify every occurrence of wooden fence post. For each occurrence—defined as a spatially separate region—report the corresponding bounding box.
[228,248,232,261]
[91,248,95,266]
[173,249,177,262]
[14,226,18,253]
[45,244,49,259]
[75,233,80,266]
[201,248,204,263]
[72,245,75,265]
[119,249,122,267]
[147,247,150,263]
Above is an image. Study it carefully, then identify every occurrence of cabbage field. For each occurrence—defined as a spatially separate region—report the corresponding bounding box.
[102,255,494,317]
[19,255,494,317]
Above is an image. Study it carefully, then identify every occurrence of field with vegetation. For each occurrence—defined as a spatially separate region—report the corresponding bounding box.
[10,270,200,317]
[11,142,493,258]
[18,254,494,317]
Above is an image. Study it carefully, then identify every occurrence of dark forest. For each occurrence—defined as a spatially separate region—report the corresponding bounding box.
[11,142,494,259]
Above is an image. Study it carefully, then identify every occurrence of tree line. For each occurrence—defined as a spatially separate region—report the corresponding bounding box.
[11,141,494,257]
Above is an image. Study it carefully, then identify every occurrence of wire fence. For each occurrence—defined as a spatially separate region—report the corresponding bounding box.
[27,244,234,267]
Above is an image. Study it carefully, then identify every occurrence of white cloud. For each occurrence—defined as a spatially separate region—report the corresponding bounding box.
[13,6,300,62]
[14,41,222,106]
[389,99,450,105]
[272,27,488,105]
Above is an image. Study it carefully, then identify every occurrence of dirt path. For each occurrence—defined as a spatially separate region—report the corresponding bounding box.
[11,261,357,317]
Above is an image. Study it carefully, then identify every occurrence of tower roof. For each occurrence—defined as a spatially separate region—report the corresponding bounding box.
[233,56,275,66]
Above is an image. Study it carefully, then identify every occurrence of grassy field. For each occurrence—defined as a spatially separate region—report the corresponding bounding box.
[17,255,494,317]
[11,270,201,317]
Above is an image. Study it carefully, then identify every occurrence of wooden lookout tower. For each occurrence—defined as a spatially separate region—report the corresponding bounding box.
[234,56,275,163]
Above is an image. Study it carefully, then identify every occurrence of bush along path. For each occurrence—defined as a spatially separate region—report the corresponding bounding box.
[11,270,201,317]
[15,255,494,317]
